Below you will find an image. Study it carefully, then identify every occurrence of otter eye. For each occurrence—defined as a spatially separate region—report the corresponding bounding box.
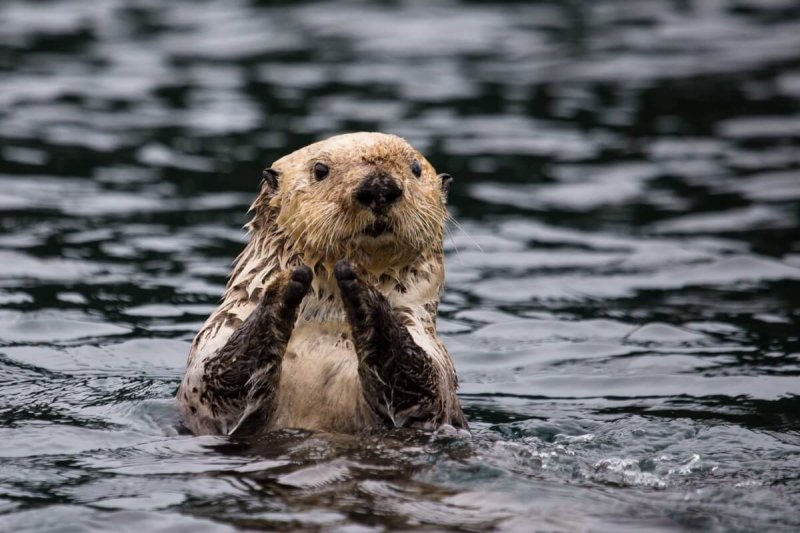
[313,162,329,181]
[411,160,421,178]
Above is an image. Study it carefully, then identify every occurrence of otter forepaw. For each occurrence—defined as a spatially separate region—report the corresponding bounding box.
[254,264,313,328]
[334,259,362,302]
[283,265,312,309]
[334,259,374,323]
[334,259,356,283]
[196,265,313,435]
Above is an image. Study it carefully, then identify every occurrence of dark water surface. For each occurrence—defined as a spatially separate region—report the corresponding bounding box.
[1,0,800,531]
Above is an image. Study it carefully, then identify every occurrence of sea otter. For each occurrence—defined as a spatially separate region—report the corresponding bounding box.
[177,132,467,436]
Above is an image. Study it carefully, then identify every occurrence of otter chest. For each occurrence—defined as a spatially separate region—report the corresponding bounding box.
[269,321,369,431]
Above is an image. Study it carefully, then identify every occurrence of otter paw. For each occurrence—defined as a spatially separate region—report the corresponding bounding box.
[334,259,356,282]
[335,259,368,316]
[284,265,313,308]
[334,260,360,293]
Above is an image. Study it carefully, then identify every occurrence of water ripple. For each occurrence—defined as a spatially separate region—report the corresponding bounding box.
[1,0,799,530]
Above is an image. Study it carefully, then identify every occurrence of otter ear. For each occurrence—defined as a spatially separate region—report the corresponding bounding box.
[261,167,280,191]
[438,173,453,200]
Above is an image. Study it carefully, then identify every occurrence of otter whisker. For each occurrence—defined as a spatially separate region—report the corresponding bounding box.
[446,212,483,253]
[443,218,464,264]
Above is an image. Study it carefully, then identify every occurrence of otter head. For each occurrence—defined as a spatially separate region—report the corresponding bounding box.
[252,132,453,274]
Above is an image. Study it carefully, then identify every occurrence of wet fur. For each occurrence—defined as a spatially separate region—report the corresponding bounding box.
[177,132,466,435]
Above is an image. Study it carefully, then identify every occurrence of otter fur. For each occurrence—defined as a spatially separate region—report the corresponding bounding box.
[177,132,467,436]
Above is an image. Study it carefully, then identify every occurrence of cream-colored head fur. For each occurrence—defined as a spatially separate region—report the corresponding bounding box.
[249,132,448,275]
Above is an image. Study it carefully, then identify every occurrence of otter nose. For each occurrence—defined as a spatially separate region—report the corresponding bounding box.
[355,173,403,212]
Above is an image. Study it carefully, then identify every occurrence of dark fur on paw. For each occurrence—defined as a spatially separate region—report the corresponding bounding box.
[334,259,356,282]
[284,265,312,308]
[334,260,360,298]
[335,260,379,329]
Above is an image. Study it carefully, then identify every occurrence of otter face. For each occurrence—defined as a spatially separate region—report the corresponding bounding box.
[263,133,451,266]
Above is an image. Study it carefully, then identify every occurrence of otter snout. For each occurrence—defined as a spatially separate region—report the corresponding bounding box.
[355,173,403,213]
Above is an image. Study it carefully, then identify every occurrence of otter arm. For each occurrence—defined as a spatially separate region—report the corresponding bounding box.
[184,266,311,436]
[334,260,466,429]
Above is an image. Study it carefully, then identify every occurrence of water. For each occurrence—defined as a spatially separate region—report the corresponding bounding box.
[1,0,799,530]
